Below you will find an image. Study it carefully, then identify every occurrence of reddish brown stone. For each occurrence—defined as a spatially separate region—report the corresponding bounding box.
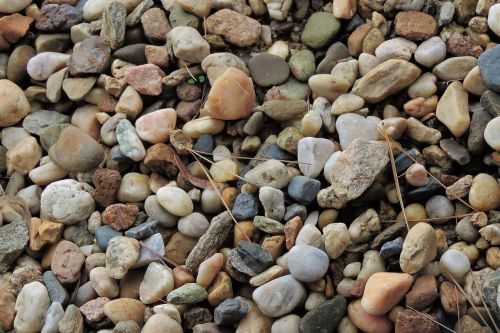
[395,309,440,333]
[51,240,85,284]
[205,9,261,47]
[329,258,346,286]
[350,279,366,297]
[145,45,169,69]
[102,203,139,231]
[0,288,16,330]
[35,4,82,32]
[124,64,165,96]
[405,275,438,310]
[0,14,34,44]
[143,143,179,177]
[440,281,467,315]
[176,82,202,102]
[284,216,303,250]
[176,100,202,123]
[447,32,483,57]
[97,95,118,113]
[92,168,122,208]
[395,11,437,41]
[80,297,110,322]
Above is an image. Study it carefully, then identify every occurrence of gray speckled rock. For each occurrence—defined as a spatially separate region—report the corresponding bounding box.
[380,237,404,259]
[299,296,347,333]
[0,220,29,273]
[214,298,249,327]
[483,269,500,321]
[252,275,306,317]
[43,271,69,306]
[236,240,274,274]
[232,192,258,221]
[478,45,500,93]
[287,176,321,205]
[124,220,160,239]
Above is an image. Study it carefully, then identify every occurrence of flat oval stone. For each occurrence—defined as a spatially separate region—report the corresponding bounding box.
[249,53,290,87]
[49,125,104,172]
[0,80,31,127]
[252,275,306,317]
[156,186,194,217]
[400,222,437,274]
[287,244,329,282]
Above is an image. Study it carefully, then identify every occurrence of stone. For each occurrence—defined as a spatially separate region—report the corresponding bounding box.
[124,220,160,239]
[204,67,255,121]
[69,36,111,75]
[380,237,404,259]
[41,302,64,333]
[116,86,143,118]
[252,274,306,317]
[352,59,421,103]
[436,81,470,137]
[45,67,67,103]
[249,53,290,87]
[214,298,249,326]
[301,12,340,49]
[395,309,440,333]
[169,8,199,28]
[405,117,442,144]
[432,56,477,81]
[468,173,500,211]
[425,195,454,223]
[481,90,500,117]
[405,275,438,310]
[100,2,126,50]
[40,180,95,226]
[232,192,259,221]
[440,248,470,283]
[176,0,211,16]
[95,226,122,250]
[205,9,261,47]
[26,52,70,81]
[89,266,119,298]
[237,241,273,274]
[92,168,122,207]
[50,240,85,284]
[297,137,334,178]
[113,320,141,333]
[336,113,381,150]
[0,80,30,127]
[35,4,81,32]
[362,28,385,55]
[317,140,389,209]
[140,262,174,304]
[169,26,209,63]
[201,52,249,84]
[6,136,42,176]
[484,116,500,151]
[394,11,436,41]
[58,304,83,333]
[361,272,413,316]
[331,94,365,115]
[80,297,109,323]
[133,233,165,268]
[116,119,146,161]
[136,108,176,144]
[299,296,347,333]
[415,36,446,67]
[348,299,391,333]
[0,220,28,273]
[287,176,321,205]
[488,4,500,37]
[106,236,140,279]
[49,125,104,172]
[440,139,471,165]
[141,7,170,43]
[103,298,146,325]
[289,49,316,82]
[7,44,35,84]
[464,66,487,96]
[62,77,96,101]
[287,244,329,282]
[0,288,15,329]
[125,64,165,96]
[245,160,290,189]
[0,0,32,13]
[400,222,437,274]
[156,186,193,217]
[167,283,207,304]
[14,282,50,333]
[142,313,182,333]
[43,271,69,305]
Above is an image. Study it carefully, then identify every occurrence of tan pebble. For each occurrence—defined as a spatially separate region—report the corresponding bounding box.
[173,266,195,289]
[196,253,224,288]
[249,265,284,287]
[207,271,233,306]
[468,173,500,211]
[400,222,437,274]
[89,266,119,298]
[234,221,258,247]
[361,272,413,316]
[403,95,438,118]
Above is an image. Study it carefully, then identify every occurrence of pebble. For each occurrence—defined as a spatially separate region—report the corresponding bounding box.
[106,236,140,279]
[167,283,207,304]
[197,253,224,287]
[205,9,261,47]
[249,53,290,87]
[90,266,119,298]
[116,119,146,162]
[201,52,249,84]
[352,59,421,103]
[478,45,500,93]
[287,176,321,205]
[300,296,347,333]
[69,36,111,75]
[204,67,255,121]
[400,222,437,274]
[156,186,193,217]
[26,52,70,81]
[432,56,477,81]
[125,64,165,96]
[287,244,329,282]
[375,38,417,62]
[116,86,143,118]
[301,12,340,49]
[140,262,174,304]
[135,108,176,144]
[288,50,316,82]
[488,4,500,37]
[348,299,392,333]
[245,160,290,189]
[259,186,285,221]
[169,26,209,63]
[142,313,182,333]
[41,302,64,333]
[439,248,470,283]
[425,195,454,223]
[49,125,104,172]
[361,272,413,315]
[484,116,500,150]
[297,137,334,178]
[0,0,31,14]
[214,297,249,327]
[237,240,273,274]
[40,179,95,225]
[380,237,404,259]
[14,282,50,333]
[336,113,381,149]
[436,81,470,137]
[394,11,437,41]
[43,270,69,305]
[252,274,306,317]
[103,298,145,325]
[468,173,500,211]
[0,80,31,127]
[133,233,165,268]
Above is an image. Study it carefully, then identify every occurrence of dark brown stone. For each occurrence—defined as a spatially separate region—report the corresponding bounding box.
[405,275,438,310]
[395,309,440,333]
[92,168,122,208]
[35,4,82,32]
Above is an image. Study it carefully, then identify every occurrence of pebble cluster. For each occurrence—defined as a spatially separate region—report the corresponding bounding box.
[0,0,499,332]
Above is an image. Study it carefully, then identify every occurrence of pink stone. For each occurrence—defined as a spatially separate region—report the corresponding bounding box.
[124,64,165,96]
[135,108,177,144]
[348,299,392,333]
[204,67,255,120]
